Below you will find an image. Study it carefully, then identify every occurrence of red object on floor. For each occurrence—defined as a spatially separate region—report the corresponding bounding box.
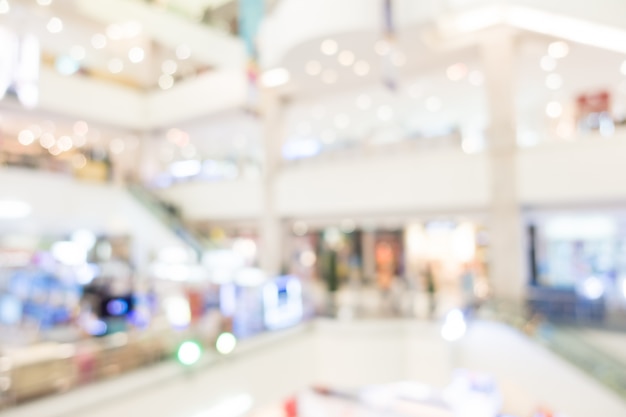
[284,396,297,417]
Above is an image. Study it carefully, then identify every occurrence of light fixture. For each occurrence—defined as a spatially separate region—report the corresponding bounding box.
[176,44,191,60]
[320,39,338,56]
[356,94,372,110]
[55,56,80,75]
[374,40,390,56]
[108,58,124,74]
[215,332,237,355]
[540,55,557,72]
[57,135,73,151]
[128,47,145,63]
[446,63,468,81]
[106,24,124,40]
[260,67,290,88]
[73,120,89,136]
[159,74,174,90]
[18,130,34,145]
[39,133,55,149]
[548,41,570,59]
[546,101,563,118]
[162,59,177,75]
[322,69,338,84]
[123,21,142,38]
[305,60,321,76]
[0,200,31,219]
[70,46,86,61]
[338,50,355,66]
[353,60,370,76]
[177,341,202,366]
[91,34,107,49]
[545,73,563,90]
[0,0,10,14]
[47,17,63,34]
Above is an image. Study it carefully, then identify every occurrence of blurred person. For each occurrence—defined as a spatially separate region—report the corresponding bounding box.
[425,262,437,319]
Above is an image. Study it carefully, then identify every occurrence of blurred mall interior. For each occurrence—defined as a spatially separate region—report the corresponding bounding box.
[1,0,626,416]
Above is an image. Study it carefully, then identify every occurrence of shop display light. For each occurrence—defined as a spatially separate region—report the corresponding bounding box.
[177,340,203,366]
[215,332,237,355]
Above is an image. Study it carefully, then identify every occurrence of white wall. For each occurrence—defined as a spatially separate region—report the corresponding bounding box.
[157,179,263,221]
[518,136,626,205]
[276,150,491,217]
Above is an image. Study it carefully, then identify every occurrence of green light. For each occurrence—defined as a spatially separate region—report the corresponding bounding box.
[177,340,203,366]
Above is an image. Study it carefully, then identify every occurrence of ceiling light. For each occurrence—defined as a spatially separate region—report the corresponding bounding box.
[47,17,63,34]
[546,101,563,118]
[91,34,107,49]
[36,0,52,5]
[162,59,178,75]
[260,67,290,88]
[545,73,563,90]
[39,132,55,149]
[106,24,124,40]
[321,39,338,56]
[353,60,370,76]
[0,200,31,219]
[70,45,86,61]
[57,135,73,151]
[18,130,34,146]
[548,41,569,59]
[128,47,145,63]
[468,70,484,86]
[426,96,442,112]
[305,60,321,76]
[377,105,394,121]
[176,44,191,60]
[123,21,142,38]
[108,58,124,74]
[540,55,556,71]
[356,94,372,110]
[446,63,468,81]
[338,51,355,66]
[375,40,391,56]
[322,69,338,84]
[159,74,174,90]
[392,52,407,67]
[0,0,10,14]
[74,120,89,136]
[55,56,80,75]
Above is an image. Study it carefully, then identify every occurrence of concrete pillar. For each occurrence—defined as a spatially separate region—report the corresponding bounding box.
[481,32,526,300]
[258,90,284,277]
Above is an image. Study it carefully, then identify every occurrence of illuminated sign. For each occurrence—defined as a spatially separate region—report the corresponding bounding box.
[0,27,40,108]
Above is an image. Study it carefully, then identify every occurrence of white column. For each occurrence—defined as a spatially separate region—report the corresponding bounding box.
[481,33,526,300]
[258,90,284,276]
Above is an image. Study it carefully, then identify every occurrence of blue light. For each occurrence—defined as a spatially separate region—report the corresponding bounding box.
[106,298,129,316]
[55,55,80,76]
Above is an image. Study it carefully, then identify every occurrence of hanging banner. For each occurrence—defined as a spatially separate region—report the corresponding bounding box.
[238,0,264,113]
